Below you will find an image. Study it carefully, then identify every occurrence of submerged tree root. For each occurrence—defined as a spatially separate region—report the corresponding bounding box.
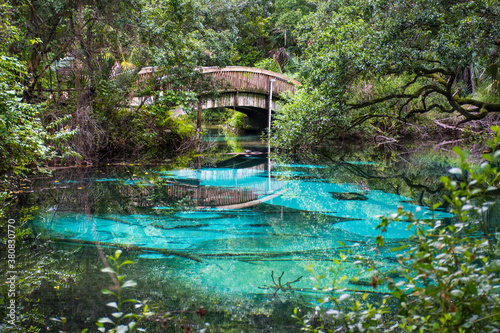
[53,238,203,262]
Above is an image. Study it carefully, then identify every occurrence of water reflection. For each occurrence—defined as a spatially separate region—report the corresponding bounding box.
[31,138,453,302]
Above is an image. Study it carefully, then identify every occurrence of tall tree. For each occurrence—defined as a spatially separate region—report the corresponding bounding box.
[273,0,500,151]
[0,0,74,185]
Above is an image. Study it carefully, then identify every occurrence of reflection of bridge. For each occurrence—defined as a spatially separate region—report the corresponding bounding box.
[117,158,284,210]
[137,66,301,127]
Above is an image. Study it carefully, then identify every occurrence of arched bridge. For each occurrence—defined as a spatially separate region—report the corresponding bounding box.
[136,66,300,126]
[195,66,300,117]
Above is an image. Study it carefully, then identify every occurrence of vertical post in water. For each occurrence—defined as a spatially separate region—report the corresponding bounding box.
[197,98,202,134]
[196,98,202,153]
[268,77,276,192]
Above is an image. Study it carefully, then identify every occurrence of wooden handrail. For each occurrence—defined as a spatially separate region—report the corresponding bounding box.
[197,66,301,86]
[136,66,301,87]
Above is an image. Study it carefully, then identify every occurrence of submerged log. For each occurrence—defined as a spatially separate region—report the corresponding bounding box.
[53,238,203,262]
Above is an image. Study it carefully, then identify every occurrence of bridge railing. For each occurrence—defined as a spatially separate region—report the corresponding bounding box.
[199,66,300,96]
[136,66,300,97]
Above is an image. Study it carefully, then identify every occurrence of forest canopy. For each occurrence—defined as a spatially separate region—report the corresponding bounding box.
[0,0,283,168]
[272,0,500,151]
[3,0,500,166]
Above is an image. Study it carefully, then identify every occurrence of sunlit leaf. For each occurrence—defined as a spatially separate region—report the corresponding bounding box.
[101,289,116,296]
[116,325,129,333]
[97,317,115,324]
[448,168,462,176]
[101,267,116,274]
[122,280,138,288]
[106,302,119,309]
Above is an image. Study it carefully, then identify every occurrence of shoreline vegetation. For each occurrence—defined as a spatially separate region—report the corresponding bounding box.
[1,0,500,331]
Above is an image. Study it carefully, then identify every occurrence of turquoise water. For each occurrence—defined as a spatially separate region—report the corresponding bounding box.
[31,143,453,305]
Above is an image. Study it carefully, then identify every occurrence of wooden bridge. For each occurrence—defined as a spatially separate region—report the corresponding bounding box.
[136,66,301,126]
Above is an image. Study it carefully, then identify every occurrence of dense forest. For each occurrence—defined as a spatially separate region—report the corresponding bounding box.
[3,0,500,176]
[2,0,500,332]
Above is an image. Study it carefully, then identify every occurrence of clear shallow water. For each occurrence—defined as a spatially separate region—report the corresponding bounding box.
[31,141,453,305]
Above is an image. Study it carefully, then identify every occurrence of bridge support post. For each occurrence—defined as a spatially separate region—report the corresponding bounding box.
[197,99,202,132]
[196,99,202,153]
[268,78,276,157]
[268,77,276,192]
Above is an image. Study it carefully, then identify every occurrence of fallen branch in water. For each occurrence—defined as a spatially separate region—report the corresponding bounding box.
[53,238,203,262]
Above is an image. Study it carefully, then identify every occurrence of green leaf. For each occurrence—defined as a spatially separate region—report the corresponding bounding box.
[467,282,478,294]
[116,325,129,333]
[391,244,408,252]
[452,147,462,156]
[97,317,115,324]
[122,280,138,288]
[122,299,140,303]
[482,153,492,162]
[450,290,464,298]
[448,167,462,176]
[101,267,116,274]
[112,312,124,318]
[122,313,139,320]
[101,289,117,296]
[106,302,119,309]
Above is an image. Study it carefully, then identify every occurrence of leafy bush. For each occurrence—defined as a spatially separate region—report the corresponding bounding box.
[294,127,500,332]
[96,250,153,333]
[0,56,76,182]
[223,111,248,133]
[272,89,347,153]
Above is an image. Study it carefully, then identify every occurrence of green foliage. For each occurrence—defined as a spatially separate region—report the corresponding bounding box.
[274,0,500,150]
[255,58,283,74]
[47,250,153,333]
[294,127,500,332]
[0,55,76,186]
[202,107,233,125]
[198,0,273,66]
[3,0,281,162]
[95,250,152,333]
[270,0,316,46]
[0,2,75,181]
[223,111,247,134]
[0,205,87,332]
[272,89,344,153]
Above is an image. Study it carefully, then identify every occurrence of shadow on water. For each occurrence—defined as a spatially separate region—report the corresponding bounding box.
[19,132,458,331]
